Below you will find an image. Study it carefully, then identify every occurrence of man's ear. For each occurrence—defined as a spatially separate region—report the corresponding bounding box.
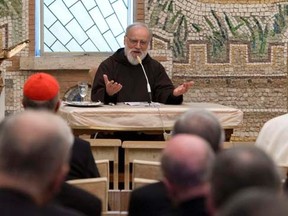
[22,99,26,108]
[42,164,69,205]
[163,177,182,205]
[54,100,61,112]
[206,185,216,216]
[50,164,69,193]
[162,177,176,199]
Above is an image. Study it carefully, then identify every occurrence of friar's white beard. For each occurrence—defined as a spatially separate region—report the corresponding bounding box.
[125,47,148,65]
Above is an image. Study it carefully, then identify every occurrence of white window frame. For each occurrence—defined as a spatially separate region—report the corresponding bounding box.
[35,0,134,56]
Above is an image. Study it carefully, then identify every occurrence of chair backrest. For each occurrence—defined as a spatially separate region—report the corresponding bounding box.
[133,178,159,189]
[85,138,121,189]
[67,177,108,212]
[277,165,288,183]
[132,160,161,179]
[95,159,110,188]
[102,212,127,216]
[121,140,165,189]
[132,159,161,189]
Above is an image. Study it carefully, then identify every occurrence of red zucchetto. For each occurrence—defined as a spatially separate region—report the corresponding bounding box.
[23,73,60,100]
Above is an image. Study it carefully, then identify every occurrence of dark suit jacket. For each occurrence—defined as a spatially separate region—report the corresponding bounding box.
[128,182,210,216]
[54,183,102,216]
[168,196,210,216]
[128,181,172,216]
[67,137,100,180]
[0,188,84,216]
[56,137,102,215]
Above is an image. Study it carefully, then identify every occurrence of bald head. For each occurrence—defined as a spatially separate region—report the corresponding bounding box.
[161,134,215,188]
[0,110,73,190]
[172,109,224,153]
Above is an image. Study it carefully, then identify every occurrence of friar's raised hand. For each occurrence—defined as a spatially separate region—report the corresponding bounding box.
[173,81,194,97]
[103,74,123,96]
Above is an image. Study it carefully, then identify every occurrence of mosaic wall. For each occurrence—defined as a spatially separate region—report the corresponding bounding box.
[0,0,29,116]
[146,0,288,141]
[147,0,288,62]
[2,0,288,141]
[0,0,26,48]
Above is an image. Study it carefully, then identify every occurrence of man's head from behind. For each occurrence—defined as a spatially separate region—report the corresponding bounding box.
[210,146,281,211]
[0,110,74,205]
[22,72,60,112]
[217,188,288,216]
[172,109,225,153]
[161,134,215,203]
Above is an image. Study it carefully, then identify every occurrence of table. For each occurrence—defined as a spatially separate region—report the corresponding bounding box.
[60,102,243,189]
[58,102,243,140]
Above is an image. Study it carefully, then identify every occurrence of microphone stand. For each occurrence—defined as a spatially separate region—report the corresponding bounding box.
[137,56,152,105]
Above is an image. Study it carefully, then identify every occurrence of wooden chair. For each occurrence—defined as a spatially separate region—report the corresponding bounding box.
[95,159,110,188]
[67,177,108,212]
[133,178,159,189]
[85,138,121,189]
[132,159,161,189]
[102,211,128,216]
[122,140,166,189]
[277,165,288,183]
[119,190,131,213]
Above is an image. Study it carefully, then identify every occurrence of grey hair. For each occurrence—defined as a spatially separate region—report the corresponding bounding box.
[22,94,59,111]
[211,146,281,209]
[172,109,225,153]
[125,22,153,41]
[0,110,73,190]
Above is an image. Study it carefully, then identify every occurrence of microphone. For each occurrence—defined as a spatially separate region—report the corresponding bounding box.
[137,56,152,104]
